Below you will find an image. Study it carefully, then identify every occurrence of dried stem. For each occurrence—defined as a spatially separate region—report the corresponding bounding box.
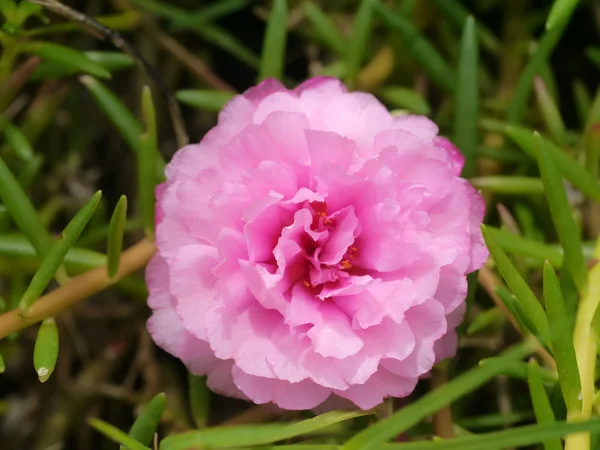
[0,239,156,339]
[431,363,455,439]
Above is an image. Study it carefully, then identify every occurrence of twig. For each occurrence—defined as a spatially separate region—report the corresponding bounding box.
[0,239,156,339]
[28,0,189,148]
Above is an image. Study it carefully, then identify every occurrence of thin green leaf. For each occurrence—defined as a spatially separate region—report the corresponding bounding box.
[528,360,562,450]
[18,155,44,190]
[125,393,166,448]
[19,192,102,312]
[139,87,157,237]
[33,318,58,383]
[543,262,581,414]
[0,156,51,256]
[0,354,5,374]
[189,373,210,429]
[31,51,134,80]
[341,340,537,450]
[454,16,479,177]
[161,411,369,450]
[385,419,600,449]
[130,0,189,22]
[89,418,151,450]
[484,226,563,268]
[2,121,34,161]
[107,195,127,279]
[457,412,534,430]
[345,0,377,89]
[467,307,505,335]
[496,286,539,336]
[536,132,587,292]
[583,88,600,179]
[259,0,288,81]
[301,2,346,56]
[431,0,499,53]
[21,42,111,79]
[479,358,557,384]
[481,225,550,341]
[508,22,568,123]
[588,47,600,71]
[196,25,260,69]
[175,89,235,112]
[546,0,580,30]
[375,3,455,93]
[534,76,567,145]
[573,79,592,126]
[505,125,600,202]
[171,0,254,29]
[470,176,544,195]
[378,87,431,116]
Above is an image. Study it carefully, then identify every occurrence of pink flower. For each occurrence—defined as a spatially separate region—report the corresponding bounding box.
[146,77,488,410]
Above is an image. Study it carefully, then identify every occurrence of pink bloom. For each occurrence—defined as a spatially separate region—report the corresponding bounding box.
[146,77,488,410]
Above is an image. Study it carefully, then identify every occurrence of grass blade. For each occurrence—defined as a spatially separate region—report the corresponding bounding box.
[546,0,579,30]
[33,318,58,383]
[345,0,377,89]
[0,354,4,373]
[0,156,51,257]
[536,132,587,292]
[31,51,134,80]
[543,262,581,414]
[125,393,166,448]
[259,0,288,81]
[161,410,369,450]
[89,418,151,450]
[170,0,254,29]
[341,340,537,450]
[507,23,568,123]
[301,2,346,57]
[505,125,600,202]
[19,191,102,312]
[467,307,505,335]
[196,25,260,69]
[469,176,543,195]
[454,16,479,177]
[139,87,157,237]
[189,373,210,429]
[588,47,600,71]
[22,42,111,79]
[385,419,600,449]
[574,79,592,126]
[378,86,431,115]
[175,89,235,112]
[375,3,455,93]
[583,88,600,179]
[2,121,34,161]
[534,76,567,146]
[528,360,562,450]
[107,195,127,279]
[481,225,550,342]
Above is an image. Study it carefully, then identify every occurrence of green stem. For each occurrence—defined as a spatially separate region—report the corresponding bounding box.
[0,38,19,84]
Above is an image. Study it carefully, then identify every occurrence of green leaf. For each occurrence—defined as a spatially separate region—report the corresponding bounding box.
[583,88,600,179]
[374,3,455,93]
[33,318,59,383]
[481,225,550,342]
[21,42,111,79]
[301,2,346,57]
[175,90,235,112]
[528,360,562,450]
[573,79,592,126]
[536,132,587,292]
[546,0,580,30]
[20,192,102,312]
[2,121,34,161]
[0,354,5,374]
[469,176,544,195]
[170,0,253,29]
[467,307,505,335]
[259,0,288,81]
[543,262,581,414]
[454,16,479,177]
[188,373,210,429]
[31,51,134,80]
[385,419,600,449]
[139,87,157,237]
[479,358,557,384]
[341,340,537,450]
[378,87,431,116]
[484,226,563,268]
[107,195,127,279]
[161,410,369,450]
[495,286,538,336]
[507,23,568,123]
[0,156,51,257]
[534,76,567,146]
[196,25,260,69]
[125,393,166,448]
[505,125,600,202]
[430,0,499,53]
[345,0,377,89]
[588,47,600,71]
[89,418,151,450]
